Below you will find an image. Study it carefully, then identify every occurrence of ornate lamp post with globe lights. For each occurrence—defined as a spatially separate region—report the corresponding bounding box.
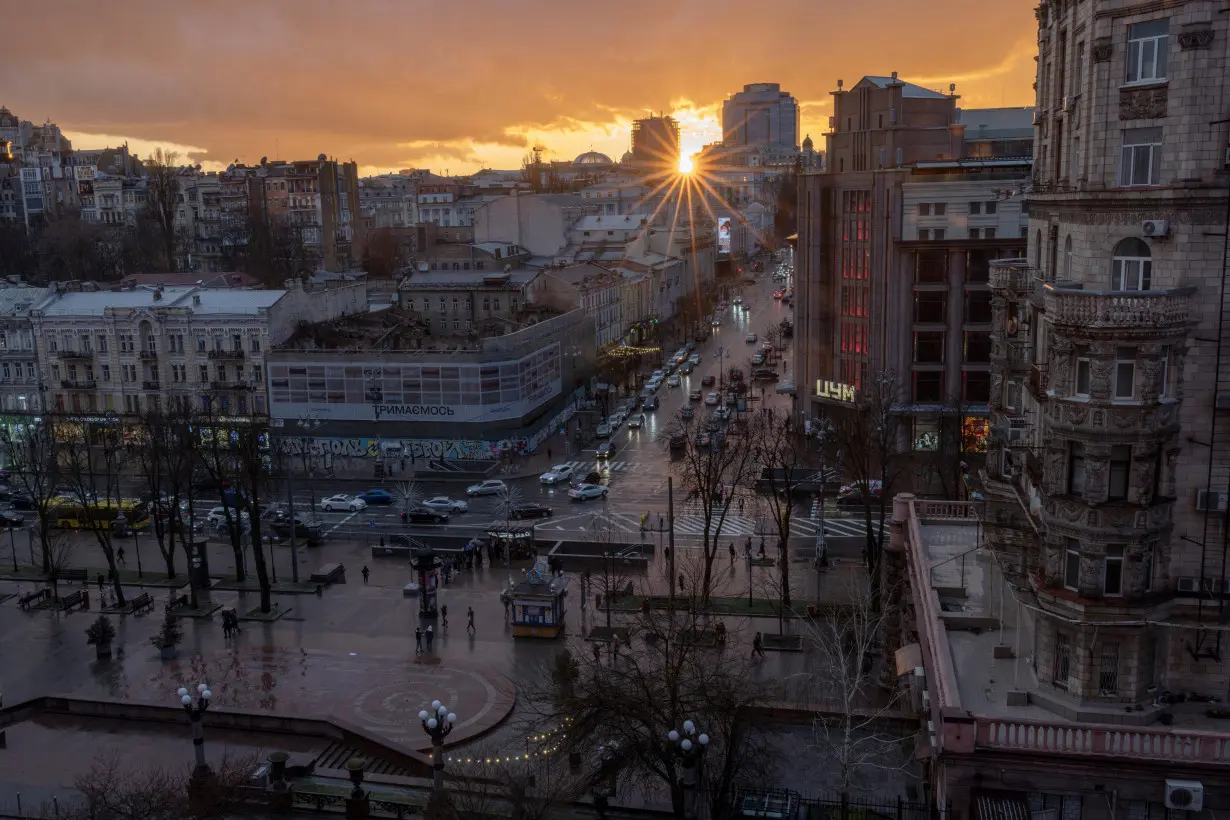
[177,683,213,779]
[418,700,457,792]
[668,720,709,820]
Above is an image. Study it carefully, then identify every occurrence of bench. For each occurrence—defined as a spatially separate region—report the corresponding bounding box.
[59,590,84,612]
[130,592,154,614]
[59,568,88,584]
[165,593,188,612]
[18,589,47,610]
[309,563,345,585]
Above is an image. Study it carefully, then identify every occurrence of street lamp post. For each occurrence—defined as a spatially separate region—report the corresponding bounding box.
[176,683,213,778]
[418,700,457,793]
[668,720,709,820]
[8,525,17,572]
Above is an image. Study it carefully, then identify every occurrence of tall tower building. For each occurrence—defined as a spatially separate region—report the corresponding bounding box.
[721,83,800,150]
[630,115,680,172]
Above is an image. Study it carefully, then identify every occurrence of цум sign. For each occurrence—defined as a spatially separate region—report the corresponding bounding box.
[814,380,856,403]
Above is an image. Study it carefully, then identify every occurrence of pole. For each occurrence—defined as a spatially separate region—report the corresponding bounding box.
[8,527,16,572]
[286,440,299,584]
[190,710,207,775]
[668,477,676,610]
[432,740,444,791]
[134,526,143,578]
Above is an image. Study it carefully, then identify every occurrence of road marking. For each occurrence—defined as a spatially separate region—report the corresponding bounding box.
[326,511,358,535]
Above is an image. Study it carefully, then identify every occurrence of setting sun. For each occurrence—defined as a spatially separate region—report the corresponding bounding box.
[678,154,694,174]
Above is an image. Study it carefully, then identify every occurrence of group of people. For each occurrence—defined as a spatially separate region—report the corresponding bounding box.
[222,609,242,639]
[415,606,476,653]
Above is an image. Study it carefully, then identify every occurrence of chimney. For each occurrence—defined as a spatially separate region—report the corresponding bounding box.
[192,292,201,306]
[152,287,162,301]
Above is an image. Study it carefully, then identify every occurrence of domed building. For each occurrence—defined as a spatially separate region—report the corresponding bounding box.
[572,151,614,169]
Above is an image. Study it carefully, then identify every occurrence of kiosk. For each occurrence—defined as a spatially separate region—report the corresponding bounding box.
[508,557,569,638]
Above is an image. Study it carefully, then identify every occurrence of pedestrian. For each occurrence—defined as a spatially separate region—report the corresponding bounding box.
[745,536,753,556]
[658,514,664,531]
[466,606,476,635]
[442,605,450,629]
[547,447,552,461]
[116,546,126,565]
[592,641,601,664]
[728,543,736,564]
[361,565,370,584]
[678,572,685,594]
[425,624,434,652]
[96,573,105,592]
[415,626,423,654]
[753,631,766,659]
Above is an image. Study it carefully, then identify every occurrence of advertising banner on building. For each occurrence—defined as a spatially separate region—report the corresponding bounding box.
[717,217,732,254]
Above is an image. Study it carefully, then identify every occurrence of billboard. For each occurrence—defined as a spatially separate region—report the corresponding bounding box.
[717,217,732,254]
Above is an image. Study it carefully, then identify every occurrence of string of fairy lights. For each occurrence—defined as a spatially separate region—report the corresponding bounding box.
[445,717,573,768]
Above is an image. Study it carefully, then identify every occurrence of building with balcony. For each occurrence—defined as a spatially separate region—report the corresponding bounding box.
[0,288,49,435]
[396,267,542,339]
[536,263,623,348]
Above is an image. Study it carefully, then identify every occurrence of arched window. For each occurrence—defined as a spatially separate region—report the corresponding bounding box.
[1063,235,1073,279]
[1112,238,1151,290]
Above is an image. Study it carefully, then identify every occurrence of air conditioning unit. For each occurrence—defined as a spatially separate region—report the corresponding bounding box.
[1008,426,1026,444]
[828,116,836,129]
[1164,780,1203,812]
[1177,577,1198,593]
[1196,489,1228,512]
[1142,219,1169,237]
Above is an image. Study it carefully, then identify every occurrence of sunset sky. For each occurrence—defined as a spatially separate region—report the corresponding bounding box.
[2,0,1038,176]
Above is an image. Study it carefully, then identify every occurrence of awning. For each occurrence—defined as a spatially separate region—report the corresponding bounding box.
[894,642,923,676]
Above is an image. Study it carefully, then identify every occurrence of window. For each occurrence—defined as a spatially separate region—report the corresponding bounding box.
[250,335,260,353]
[964,371,991,402]
[969,228,981,240]
[1098,642,1120,692]
[1111,238,1151,289]
[98,335,108,353]
[1114,348,1136,400]
[933,228,946,240]
[196,336,206,353]
[914,371,944,402]
[918,229,930,241]
[969,202,981,215]
[1120,128,1162,187]
[919,203,931,216]
[1104,547,1125,597]
[101,365,111,382]
[231,334,242,351]
[915,291,947,323]
[964,290,993,324]
[934,203,947,216]
[1075,348,1091,396]
[914,332,945,364]
[1109,445,1131,500]
[985,201,997,215]
[1054,631,1072,687]
[1064,540,1081,591]
[199,365,209,382]
[80,334,91,352]
[1126,19,1169,83]
[1069,442,1087,495]
[965,332,992,362]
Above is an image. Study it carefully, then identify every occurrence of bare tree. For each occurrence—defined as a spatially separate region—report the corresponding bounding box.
[662,407,758,605]
[56,420,128,607]
[747,407,811,608]
[197,419,247,583]
[130,405,201,579]
[799,577,912,796]
[0,415,61,572]
[143,147,182,272]
[44,529,76,602]
[228,417,276,613]
[438,741,593,820]
[914,393,978,500]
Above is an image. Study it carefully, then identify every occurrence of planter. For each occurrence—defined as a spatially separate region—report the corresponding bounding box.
[159,645,179,660]
[95,643,113,660]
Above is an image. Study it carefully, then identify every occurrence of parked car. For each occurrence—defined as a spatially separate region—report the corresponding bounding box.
[701,375,716,387]
[752,368,780,381]
[568,483,609,501]
[627,413,646,429]
[509,503,553,519]
[321,494,367,512]
[837,480,885,506]
[357,489,395,505]
[466,479,508,497]
[207,506,249,527]
[0,511,24,527]
[10,492,35,511]
[751,352,765,365]
[705,392,720,406]
[422,496,468,513]
[540,464,575,484]
[714,406,732,421]
[668,375,682,388]
[681,405,695,420]
[401,505,449,525]
[596,442,616,460]
[643,396,660,411]
[272,518,324,543]
[745,333,758,343]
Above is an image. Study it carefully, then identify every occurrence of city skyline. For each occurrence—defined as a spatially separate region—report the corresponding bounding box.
[1,0,1037,175]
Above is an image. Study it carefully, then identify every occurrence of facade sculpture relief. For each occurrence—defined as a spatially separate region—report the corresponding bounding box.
[1119,85,1168,120]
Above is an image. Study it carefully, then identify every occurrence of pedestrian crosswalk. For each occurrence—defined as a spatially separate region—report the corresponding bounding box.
[601,511,882,539]
[548,459,644,475]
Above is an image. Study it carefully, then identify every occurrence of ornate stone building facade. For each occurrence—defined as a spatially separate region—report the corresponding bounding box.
[985,0,1230,709]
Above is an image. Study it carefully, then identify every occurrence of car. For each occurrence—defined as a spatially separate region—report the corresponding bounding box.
[711,318,721,327]
[595,423,613,438]
[207,506,249,527]
[568,483,609,501]
[714,406,732,421]
[596,441,616,460]
[627,413,646,429]
[680,362,694,375]
[762,341,774,352]
[701,375,716,387]
[509,502,553,519]
[467,479,508,497]
[773,289,784,299]
[837,480,885,507]
[357,489,395,505]
[685,342,697,352]
[321,494,367,512]
[0,469,10,481]
[402,505,450,524]
[726,392,739,406]
[681,405,695,420]
[688,353,701,365]
[695,432,712,448]
[688,389,702,401]
[733,295,744,305]
[669,433,688,450]
[775,382,797,394]
[610,410,627,427]
[10,492,34,511]
[541,464,575,484]
[651,370,665,381]
[751,352,765,365]
[422,496,468,513]
[668,375,681,388]
[0,511,24,527]
[643,396,660,411]
[646,379,662,393]
[705,392,720,406]
[272,517,324,543]
[752,368,779,381]
[745,333,758,343]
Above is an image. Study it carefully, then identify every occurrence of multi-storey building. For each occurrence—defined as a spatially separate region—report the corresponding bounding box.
[722,82,801,150]
[0,288,48,433]
[630,115,681,174]
[174,170,226,272]
[28,282,366,430]
[537,263,624,348]
[397,267,541,338]
[898,1,1230,816]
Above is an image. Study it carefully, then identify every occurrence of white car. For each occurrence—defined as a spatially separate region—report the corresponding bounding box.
[422,496,469,513]
[320,494,367,512]
[627,413,646,429]
[595,423,613,438]
[733,295,744,305]
[206,506,248,527]
[541,464,575,484]
[705,392,720,406]
[688,354,701,365]
[745,333,758,343]
[668,375,682,388]
[466,479,508,497]
[568,483,609,501]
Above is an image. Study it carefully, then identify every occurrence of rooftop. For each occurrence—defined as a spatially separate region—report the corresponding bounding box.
[118,272,262,289]
[959,106,1037,140]
[34,285,285,317]
[859,75,951,99]
[575,214,648,232]
[0,286,49,316]
[398,268,539,291]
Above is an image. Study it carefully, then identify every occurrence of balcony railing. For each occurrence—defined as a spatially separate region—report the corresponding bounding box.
[1044,286,1196,330]
[209,380,251,391]
[976,718,1230,764]
[142,380,161,390]
[0,347,30,357]
[207,349,245,360]
[137,349,158,360]
[1028,362,1049,397]
[988,260,1036,292]
[60,379,96,390]
[58,350,94,360]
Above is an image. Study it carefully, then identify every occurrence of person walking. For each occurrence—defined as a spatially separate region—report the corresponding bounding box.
[414,626,423,654]
[425,624,434,653]
[728,543,736,565]
[502,593,510,621]
[96,573,105,592]
[466,606,476,635]
[752,631,766,659]
[592,641,602,664]
[678,572,685,594]
[116,546,126,566]
[441,605,449,630]
[361,565,370,585]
